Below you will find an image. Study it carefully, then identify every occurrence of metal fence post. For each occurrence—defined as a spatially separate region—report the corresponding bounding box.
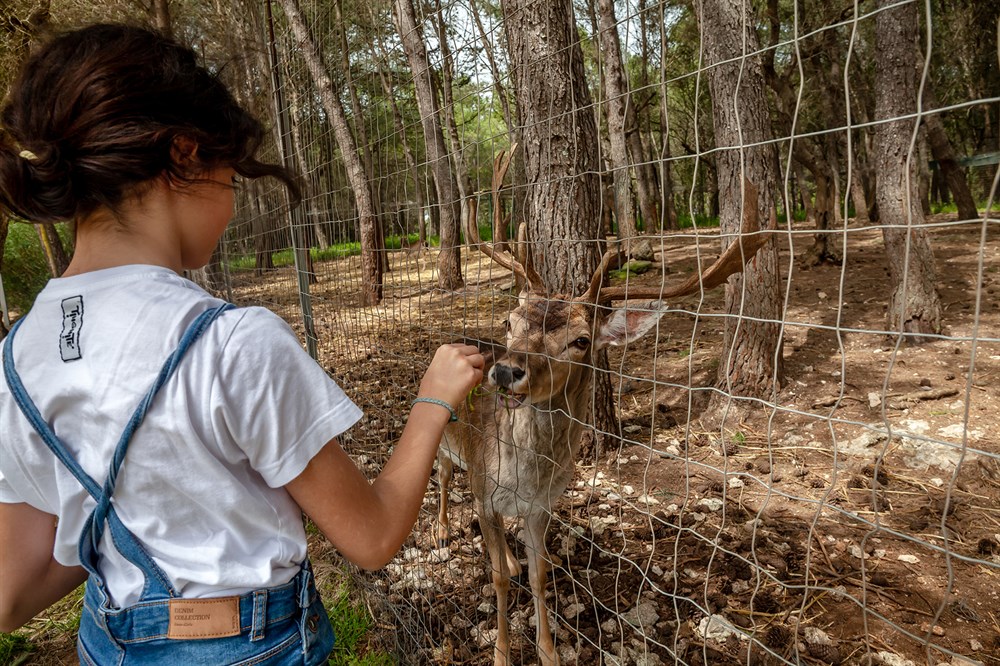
[264,0,318,360]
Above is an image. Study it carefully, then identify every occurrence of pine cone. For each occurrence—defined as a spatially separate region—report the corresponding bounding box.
[807,641,841,664]
[764,624,791,648]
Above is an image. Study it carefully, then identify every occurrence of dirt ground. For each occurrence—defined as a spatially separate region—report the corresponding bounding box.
[17,215,999,665]
[291,216,998,666]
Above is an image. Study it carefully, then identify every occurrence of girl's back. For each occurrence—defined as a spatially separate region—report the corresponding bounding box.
[0,264,362,608]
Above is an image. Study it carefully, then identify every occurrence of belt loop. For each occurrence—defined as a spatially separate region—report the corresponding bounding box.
[251,589,268,642]
[298,564,313,609]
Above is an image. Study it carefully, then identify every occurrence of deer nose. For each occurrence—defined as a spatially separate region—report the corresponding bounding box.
[492,364,526,389]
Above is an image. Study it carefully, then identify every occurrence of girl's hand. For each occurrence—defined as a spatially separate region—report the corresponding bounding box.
[417,343,485,411]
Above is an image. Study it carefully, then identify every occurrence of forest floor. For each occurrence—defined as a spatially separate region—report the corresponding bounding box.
[16,214,1000,665]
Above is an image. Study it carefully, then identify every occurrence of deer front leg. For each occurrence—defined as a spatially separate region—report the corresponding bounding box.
[436,454,453,548]
[479,509,513,666]
[524,512,560,666]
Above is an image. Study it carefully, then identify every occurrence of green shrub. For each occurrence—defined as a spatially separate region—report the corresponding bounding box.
[0,632,35,666]
[2,222,72,315]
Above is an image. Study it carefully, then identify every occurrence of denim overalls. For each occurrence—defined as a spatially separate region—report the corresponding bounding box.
[3,304,335,665]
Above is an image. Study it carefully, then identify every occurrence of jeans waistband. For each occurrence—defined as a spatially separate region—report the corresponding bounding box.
[89,567,312,644]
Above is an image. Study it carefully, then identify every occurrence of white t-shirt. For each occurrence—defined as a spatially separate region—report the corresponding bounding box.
[0,265,363,607]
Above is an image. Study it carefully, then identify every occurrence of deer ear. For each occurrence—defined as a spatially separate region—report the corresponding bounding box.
[595,300,666,350]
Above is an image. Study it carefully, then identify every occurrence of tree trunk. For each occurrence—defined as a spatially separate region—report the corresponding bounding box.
[334,0,387,278]
[923,104,979,221]
[469,0,524,243]
[593,0,638,253]
[501,0,602,294]
[432,1,478,253]
[657,0,678,230]
[275,0,382,305]
[849,159,870,223]
[873,0,942,340]
[393,0,464,290]
[598,0,660,235]
[35,222,69,277]
[151,0,172,37]
[798,159,842,267]
[699,0,784,419]
[502,0,615,456]
[367,28,428,255]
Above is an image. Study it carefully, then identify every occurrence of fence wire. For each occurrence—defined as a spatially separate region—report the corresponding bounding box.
[4,0,996,664]
[211,0,1000,665]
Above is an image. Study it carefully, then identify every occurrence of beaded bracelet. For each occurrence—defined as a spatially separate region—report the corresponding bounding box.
[411,397,459,422]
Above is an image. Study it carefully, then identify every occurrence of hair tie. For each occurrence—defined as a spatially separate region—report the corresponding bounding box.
[2,128,38,162]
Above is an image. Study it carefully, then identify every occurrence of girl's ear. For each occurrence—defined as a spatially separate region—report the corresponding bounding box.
[169,135,200,170]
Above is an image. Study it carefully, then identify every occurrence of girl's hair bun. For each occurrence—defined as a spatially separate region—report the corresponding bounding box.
[0,23,298,224]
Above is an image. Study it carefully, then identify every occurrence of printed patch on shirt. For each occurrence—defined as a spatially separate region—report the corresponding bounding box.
[60,296,84,362]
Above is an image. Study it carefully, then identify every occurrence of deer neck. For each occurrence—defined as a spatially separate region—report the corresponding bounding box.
[505,364,593,457]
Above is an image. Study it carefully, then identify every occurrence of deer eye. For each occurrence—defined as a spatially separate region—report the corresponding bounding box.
[571,337,591,350]
[503,320,512,333]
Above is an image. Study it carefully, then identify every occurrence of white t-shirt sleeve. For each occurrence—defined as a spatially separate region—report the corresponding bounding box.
[210,308,363,488]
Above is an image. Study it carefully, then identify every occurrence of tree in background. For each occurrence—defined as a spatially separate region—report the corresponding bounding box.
[872,0,942,340]
[274,0,383,305]
[698,0,785,419]
[393,0,464,290]
[594,0,661,251]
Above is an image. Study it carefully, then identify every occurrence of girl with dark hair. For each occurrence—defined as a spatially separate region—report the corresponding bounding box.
[0,24,484,665]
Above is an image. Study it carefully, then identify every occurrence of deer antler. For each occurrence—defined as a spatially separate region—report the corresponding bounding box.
[595,179,773,304]
[469,144,538,290]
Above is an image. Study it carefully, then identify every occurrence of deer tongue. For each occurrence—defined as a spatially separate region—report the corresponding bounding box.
[495,388,527,410]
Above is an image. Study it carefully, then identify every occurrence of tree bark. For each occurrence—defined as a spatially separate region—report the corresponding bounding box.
[501,0,602,294]
[393,0,464,290]
[469,0,524,245]
[873,0,942,340]
[596,0,660,237]
[501,0,615,456]
[699,0,784,418]
[593,0,638,253]
[367,27,428,251]
[34,222,69,277]
[432,1,478,255]
[275,0,382,304]
[334,0,387,278]
[151,0,172,37]
[657,0,678,230]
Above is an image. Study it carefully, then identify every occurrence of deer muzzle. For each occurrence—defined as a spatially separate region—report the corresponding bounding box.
[489,362,528,409]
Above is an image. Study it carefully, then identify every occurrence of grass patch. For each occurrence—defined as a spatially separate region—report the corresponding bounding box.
[227,235,441,273]
[675,213,720,229]
[325,577,394,666]
[0,632,35,666]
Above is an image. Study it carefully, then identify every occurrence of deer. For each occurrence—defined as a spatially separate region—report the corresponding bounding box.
[435,145,771,666]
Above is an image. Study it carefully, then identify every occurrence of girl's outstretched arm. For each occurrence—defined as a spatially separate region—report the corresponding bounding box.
[0,502,88,632]
[285,343,484,571]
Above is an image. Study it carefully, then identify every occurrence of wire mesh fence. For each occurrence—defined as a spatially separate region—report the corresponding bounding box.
[201,1,999,664]
[3,0,999,664]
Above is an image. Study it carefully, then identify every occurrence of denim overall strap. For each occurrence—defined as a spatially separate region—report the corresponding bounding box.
[2,303,235,600]
[83,303,235,578]
[2,317,149,586]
